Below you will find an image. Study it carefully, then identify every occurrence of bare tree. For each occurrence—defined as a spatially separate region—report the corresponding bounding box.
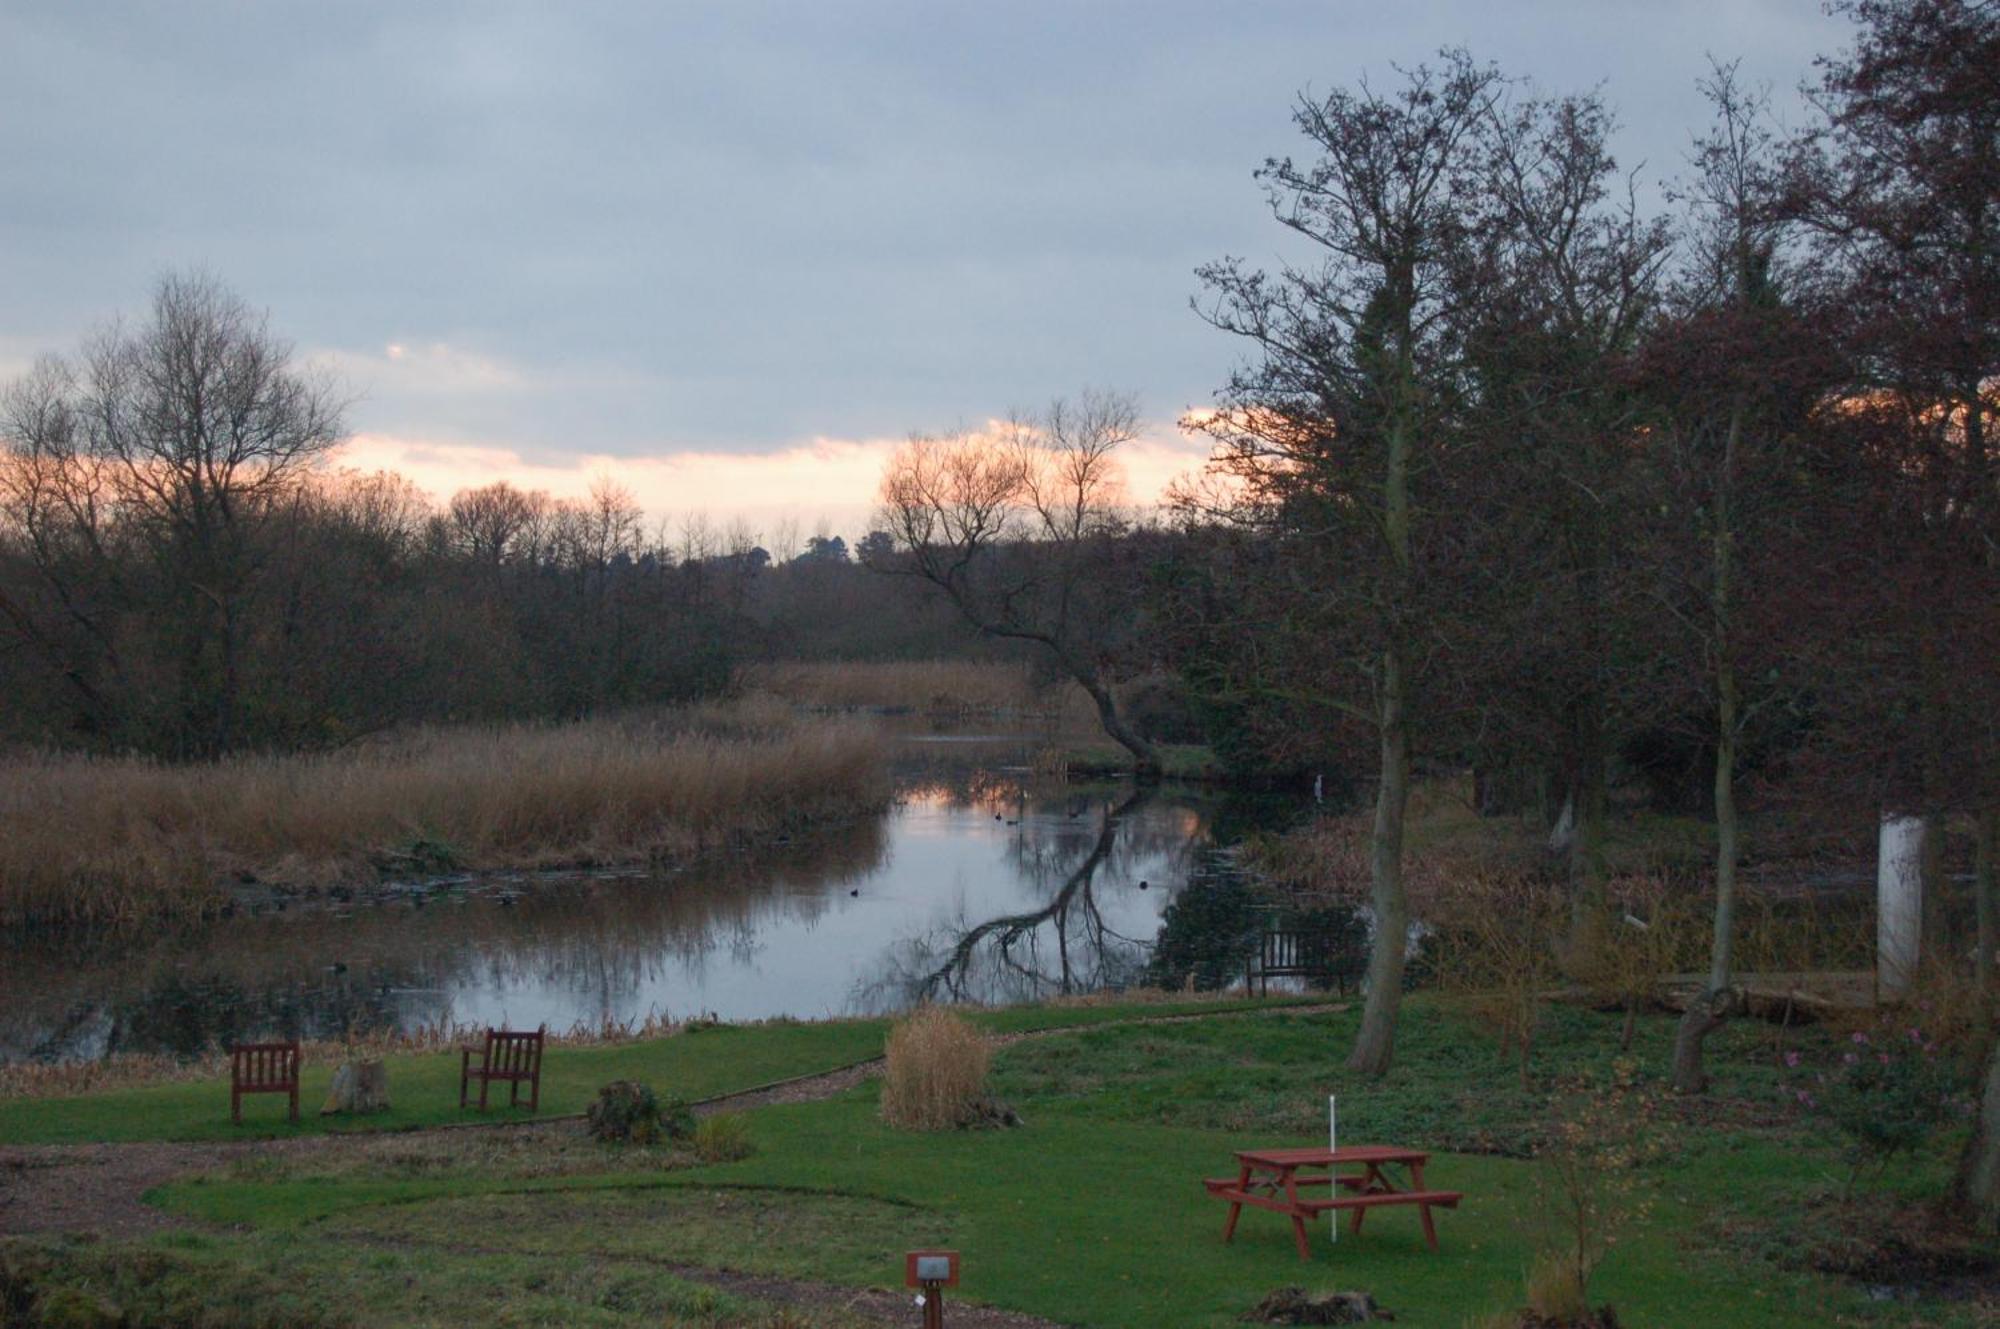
[1194,51,1507,1075]
[1,273,345,755]
[876,389,1161,775]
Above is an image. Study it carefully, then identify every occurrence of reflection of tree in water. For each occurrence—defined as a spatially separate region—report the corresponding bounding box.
[1144,848,1266,991]
[865,789,1189,1008]
[4,816,889,1061]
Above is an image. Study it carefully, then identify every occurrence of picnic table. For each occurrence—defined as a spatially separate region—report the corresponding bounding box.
[1204,1145,1462,1260]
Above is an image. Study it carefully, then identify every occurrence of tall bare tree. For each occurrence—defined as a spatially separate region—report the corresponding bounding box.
[1194,51,1507,1075]
[875,389,1161,775]
[2,273,345,755]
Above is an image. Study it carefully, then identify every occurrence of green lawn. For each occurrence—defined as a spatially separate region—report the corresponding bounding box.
[0,995,1322,1145]
[3,998,1986,1327]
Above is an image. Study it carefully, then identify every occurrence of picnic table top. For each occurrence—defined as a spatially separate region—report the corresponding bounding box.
[1232,1145,1429,1169]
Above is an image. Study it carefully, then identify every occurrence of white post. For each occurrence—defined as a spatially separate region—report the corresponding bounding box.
[1328,1094,1338,1243]
[1878,813,1928,997]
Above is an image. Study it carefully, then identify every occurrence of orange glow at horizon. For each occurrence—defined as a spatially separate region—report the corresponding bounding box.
[329,428,1215,537]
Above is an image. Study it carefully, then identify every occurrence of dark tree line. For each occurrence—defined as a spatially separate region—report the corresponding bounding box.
[0,277,986,754]
[1143,1,1998,1097]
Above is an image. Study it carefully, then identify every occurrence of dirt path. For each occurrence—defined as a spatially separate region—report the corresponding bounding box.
[0,1001,1343,1243]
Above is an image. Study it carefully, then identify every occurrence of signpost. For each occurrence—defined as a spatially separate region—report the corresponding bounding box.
[905,1249,959,1329]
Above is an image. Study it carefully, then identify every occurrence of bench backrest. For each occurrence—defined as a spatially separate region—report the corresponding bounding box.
[1260,929,1352,975]
[230,1041,300,1090]
[484,1027,544,1077]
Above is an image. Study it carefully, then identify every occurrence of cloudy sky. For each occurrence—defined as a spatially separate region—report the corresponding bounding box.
[1,2,1848,542]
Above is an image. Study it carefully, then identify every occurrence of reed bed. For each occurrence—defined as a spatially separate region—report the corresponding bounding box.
[741,658,1088,722]
[0,703,887,932]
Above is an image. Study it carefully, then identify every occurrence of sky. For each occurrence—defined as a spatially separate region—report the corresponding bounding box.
[0,1,1851,546]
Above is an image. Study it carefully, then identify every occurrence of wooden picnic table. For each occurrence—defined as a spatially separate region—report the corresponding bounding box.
[1203,1145,1463,1260]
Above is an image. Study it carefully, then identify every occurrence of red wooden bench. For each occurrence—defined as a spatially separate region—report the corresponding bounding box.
[1205,1145,1463,1259]
[459,1026,546,1111]
[229,1040,301,1125]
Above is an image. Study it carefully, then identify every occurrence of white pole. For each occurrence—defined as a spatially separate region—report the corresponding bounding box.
[1328,1094,1338,1243]
[1878,813,1927,996]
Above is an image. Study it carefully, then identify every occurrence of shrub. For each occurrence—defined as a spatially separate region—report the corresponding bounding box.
[692,1112,754,1163]
[1530,1065,1659,1319]
[1783,1011,1969,1191]
[1430,873,1566,1087]
[586,1080,695,1144]
[880,1005,992,1130]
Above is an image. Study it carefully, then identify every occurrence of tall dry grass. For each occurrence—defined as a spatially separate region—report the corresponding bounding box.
[0,703,887,931]
[741,659,1089,724]
[879,1005,992,1130]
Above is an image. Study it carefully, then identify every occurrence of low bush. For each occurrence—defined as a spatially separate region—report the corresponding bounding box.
[880,1006,992,1131]
[1782,1008,1970,1192]
[586,1080,694,1145]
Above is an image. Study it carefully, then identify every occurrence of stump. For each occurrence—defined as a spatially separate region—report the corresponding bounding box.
[320,1059,390,1115]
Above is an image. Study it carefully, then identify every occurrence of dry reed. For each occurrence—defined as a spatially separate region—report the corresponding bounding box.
[0,703,887,931]
[741,659,1089,724]
[879,1004,991,1130]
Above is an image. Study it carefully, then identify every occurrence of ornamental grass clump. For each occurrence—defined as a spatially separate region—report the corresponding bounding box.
[880,1005,992,1131]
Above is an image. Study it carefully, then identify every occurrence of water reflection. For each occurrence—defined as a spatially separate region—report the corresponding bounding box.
[4,773,1282,1063]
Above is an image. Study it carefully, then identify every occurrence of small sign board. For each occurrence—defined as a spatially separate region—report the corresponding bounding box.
[904,1250,959,1287]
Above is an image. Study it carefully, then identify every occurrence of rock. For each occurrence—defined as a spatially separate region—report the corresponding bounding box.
[1244,1287,1393,1324]
[320,1059,390,1115]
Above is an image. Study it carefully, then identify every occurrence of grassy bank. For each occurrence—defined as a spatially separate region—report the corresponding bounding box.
[0,701,888,930]
[6,997,1978,1327]
[0,995,1323,1139]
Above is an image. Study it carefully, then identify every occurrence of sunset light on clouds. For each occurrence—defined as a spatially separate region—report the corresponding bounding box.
[332,426,1215,539]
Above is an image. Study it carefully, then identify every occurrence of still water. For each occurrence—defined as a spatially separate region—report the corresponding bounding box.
[2,766,1296,1064]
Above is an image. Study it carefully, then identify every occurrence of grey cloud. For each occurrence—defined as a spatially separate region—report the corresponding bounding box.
[2,1,1847,455]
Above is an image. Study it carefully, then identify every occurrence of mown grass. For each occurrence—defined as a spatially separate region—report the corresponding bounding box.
[0,700,887,930]
[0,995,1325,1141]
[120,1000,1977,1328]
[1,1227,856,1328]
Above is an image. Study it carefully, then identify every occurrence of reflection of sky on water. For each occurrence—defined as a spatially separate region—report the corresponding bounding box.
[2,777,1228,1063]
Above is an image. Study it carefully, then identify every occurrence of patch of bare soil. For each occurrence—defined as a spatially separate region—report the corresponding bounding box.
[0,1139,312,1238]
[1244,1285,1394,1322]
[1804,1199,2000,1303]
[596,1261,1061,1329]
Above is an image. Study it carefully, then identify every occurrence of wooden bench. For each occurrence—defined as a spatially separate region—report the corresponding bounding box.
[1246,928,1361,997]
[229,1040,301,1124]
[459,1026,545,1111]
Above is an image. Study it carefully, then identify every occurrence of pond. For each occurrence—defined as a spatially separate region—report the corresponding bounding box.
[0,758,1314,1064]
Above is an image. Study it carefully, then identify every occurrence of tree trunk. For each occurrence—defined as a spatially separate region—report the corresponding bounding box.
[1073,663,1161,779]
[1349,388,1414,1078]
[1566,721,1610,964]
[1979,809,1997,994]
[1674,404,1743,1096]
[1349,641,1411,1078]
[1953,1036,2000,1231]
